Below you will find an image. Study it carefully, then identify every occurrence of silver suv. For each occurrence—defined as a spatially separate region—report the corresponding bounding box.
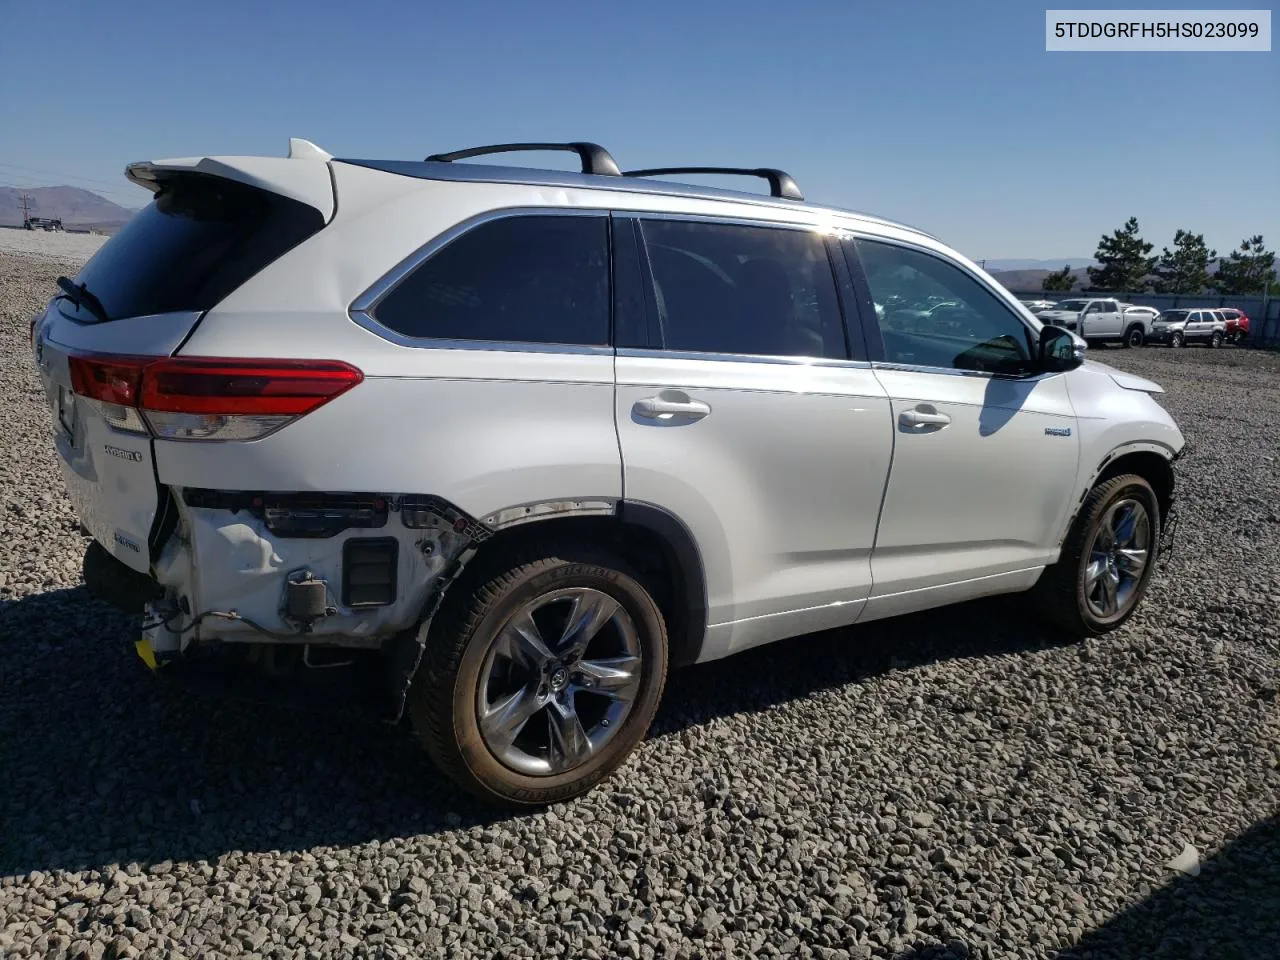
[32,139,1186,804]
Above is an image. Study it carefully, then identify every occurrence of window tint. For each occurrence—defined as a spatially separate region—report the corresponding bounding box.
[853,238,1033,374]
[374,215,609,345]
[638,220,845,358]
[65,174,324,323]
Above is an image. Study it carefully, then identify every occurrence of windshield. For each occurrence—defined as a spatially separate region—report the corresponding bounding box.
[1053,300,1087,311]
[1158,310,1189,323]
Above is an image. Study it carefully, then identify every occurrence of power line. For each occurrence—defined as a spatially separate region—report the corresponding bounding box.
[0,159,128,189]
[0,174,142,206]
[0,161,145,206]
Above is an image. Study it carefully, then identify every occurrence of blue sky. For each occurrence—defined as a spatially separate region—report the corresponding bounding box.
[0,0,1275,259]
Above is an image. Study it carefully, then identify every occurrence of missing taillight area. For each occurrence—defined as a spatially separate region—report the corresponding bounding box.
[65,353,363,442]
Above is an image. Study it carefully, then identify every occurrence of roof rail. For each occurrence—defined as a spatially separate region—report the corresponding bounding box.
[424,142,622,177]
[623,166,804,201]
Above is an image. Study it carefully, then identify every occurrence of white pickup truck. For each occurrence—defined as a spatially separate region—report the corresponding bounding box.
[1035,298,1153,347]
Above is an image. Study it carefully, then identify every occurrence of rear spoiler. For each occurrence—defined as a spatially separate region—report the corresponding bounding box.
[126,138,335,220]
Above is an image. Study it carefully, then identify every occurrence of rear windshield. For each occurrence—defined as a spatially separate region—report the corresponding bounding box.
[60,174,325,322]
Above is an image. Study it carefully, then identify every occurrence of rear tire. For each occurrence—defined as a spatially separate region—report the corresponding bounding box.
[408,541,668,807]
[1031,474,1160,637]
[1123,325,1144,348]
[1210,331,1223,348]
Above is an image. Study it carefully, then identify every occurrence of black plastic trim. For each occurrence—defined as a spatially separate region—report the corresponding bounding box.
[837,235,886,363]
[617,501,708,667]
[611,215,651,349]
[342,538,399,608]
[181,489,389,539]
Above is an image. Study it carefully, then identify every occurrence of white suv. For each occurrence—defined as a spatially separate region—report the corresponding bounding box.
[31,139,1186,805]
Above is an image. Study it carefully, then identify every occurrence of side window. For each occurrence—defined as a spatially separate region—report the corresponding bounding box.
[852,238,1033,374]
[372,215,609,346]
[638,219,845,358]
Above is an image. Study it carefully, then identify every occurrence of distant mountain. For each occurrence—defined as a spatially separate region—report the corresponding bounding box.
[0,186,137,232]
[983,257,1096,271]
[989,267,1091,292]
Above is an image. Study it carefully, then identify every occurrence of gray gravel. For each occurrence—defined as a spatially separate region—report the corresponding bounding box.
[2,247,1277,959]
[0,229,109,261]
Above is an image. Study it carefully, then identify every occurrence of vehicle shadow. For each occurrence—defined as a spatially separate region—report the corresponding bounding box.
[1051,814,1280,960]
[0,586,1068,877]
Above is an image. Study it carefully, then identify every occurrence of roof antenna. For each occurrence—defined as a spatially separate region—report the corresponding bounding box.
[288,138,333,161]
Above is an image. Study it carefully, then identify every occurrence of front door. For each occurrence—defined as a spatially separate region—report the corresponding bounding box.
[1081,300,1123,339]
[844,235,1081,616]
[1186,310,1213,342]
[613,216,894,657]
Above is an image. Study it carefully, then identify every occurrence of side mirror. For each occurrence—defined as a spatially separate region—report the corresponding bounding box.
[1038,324,1086,372]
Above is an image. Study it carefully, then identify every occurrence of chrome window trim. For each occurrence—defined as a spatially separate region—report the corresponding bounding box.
[845,231,1044,379]
[872,361,1056,383]
[626,209,834,233]
[348,206,614,355]
[617,347,871,369]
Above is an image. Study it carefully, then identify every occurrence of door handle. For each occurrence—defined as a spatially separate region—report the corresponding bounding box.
[633,395,711,420]
[899,407,951,428]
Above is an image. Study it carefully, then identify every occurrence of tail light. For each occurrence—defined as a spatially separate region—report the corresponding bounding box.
[66,354,362,441]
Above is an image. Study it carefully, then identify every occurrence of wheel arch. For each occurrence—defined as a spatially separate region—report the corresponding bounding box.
[1074,445,1176,534]
[448,502,708,668]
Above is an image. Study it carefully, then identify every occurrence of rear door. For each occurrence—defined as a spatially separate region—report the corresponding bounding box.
[1186,310,1209,341]
[614,215,894,655]
[31,173,328,571]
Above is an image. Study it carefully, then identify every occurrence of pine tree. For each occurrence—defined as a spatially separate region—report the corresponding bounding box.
[1213,235,1277,295]
[1042,265,1077,292]
[1087,217,1156,292]
[1153,230,1215,294]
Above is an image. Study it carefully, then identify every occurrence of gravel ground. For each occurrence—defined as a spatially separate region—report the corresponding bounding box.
[0,229,109,261]
[1,247,1277,959]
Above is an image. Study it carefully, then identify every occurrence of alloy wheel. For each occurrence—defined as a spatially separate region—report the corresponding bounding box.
[476,587,642,776]
[1084,498,1151,619]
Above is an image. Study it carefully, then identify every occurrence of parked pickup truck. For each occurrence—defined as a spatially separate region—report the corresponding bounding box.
[1036,297,1152,347]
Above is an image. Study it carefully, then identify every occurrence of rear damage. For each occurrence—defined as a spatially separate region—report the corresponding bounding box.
[142,490,486,653]
[30,140,480,717]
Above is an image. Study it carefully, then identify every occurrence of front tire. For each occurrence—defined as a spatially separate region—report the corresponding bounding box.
[1032,474,1160,637]
[408,541,668,806]
[1170,331,1184,348]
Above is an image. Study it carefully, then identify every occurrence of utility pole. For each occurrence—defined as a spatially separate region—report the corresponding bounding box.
[21,192,30,227]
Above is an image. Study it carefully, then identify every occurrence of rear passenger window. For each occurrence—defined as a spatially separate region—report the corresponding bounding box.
[638,220,845,358]
[373,215,609,346]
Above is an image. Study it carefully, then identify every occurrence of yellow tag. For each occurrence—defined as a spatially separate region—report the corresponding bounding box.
[135,638,159,671]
